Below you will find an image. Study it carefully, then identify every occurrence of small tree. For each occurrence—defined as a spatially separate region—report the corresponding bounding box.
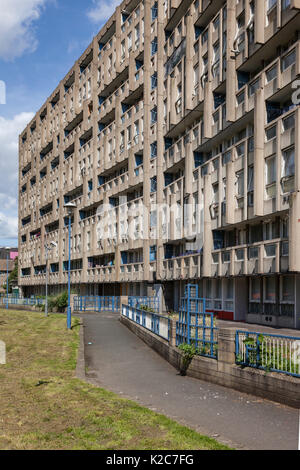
[3,257,18,294]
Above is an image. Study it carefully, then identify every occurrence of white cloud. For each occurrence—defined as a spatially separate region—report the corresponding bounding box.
[87,0,119,24]
[0,0,47,61]
[0,212,18,240]
[0,112,34,241]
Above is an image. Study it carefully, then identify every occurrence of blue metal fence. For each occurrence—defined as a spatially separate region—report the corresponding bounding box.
[176,284,218,359]
[73,296,120,313]
[236,330,300,378]
[0,297,45,307]
[122,304,170,341]
[128,296,160,312]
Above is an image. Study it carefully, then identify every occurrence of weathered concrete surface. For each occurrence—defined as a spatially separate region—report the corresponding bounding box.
[78,312,299,451]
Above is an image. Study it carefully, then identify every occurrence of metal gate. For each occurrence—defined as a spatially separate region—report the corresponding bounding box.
[176,284,218,359]
[73,296,120,313]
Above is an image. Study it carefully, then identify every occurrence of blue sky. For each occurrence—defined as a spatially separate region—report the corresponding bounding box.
[0,0,118,246]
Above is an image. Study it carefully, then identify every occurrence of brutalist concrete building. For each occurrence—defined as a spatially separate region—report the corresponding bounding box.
[19,0,300,328]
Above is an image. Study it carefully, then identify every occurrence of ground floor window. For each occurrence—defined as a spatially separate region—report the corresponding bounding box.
[249,276,295,317]
[264,277,276,303]
[280,275,295,316]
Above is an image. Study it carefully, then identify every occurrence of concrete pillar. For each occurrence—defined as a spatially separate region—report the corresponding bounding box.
[289,107,300,272]
[203,174,213,277]
[120,295,128,308]
[254,87,265,216]
[226,160,235,225]
[254,0,265,45]
[234,277,248,321]
[217,327,237,372]
[226,0,237,123]
[169,318,177,348]
[185,15,194,111]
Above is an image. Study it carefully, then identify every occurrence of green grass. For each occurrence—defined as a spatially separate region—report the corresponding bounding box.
[0,310,231,450]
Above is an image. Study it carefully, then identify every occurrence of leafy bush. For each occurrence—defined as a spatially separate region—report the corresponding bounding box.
[40,291,69,313]
[139,304,155,313]
[56,291,68,311]
[178,343,198,376]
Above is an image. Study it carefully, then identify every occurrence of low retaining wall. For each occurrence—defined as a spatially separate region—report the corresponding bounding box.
[120,315,300,409]
[0,304,41,312]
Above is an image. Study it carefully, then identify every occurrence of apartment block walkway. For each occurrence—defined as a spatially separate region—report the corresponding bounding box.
[79,312,299,450]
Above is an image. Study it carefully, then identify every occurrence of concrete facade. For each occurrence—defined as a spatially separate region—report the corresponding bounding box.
[18,0,300,328]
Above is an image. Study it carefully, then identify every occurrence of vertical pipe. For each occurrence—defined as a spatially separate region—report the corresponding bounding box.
[45,247,48,317]
[67,214,71,329]
[6,252,9,309]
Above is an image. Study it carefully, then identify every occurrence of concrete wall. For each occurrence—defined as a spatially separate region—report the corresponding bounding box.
[120,315,300,409]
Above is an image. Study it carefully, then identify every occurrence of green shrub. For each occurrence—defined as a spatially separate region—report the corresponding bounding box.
[56,291,68,311]
[42,291,69,313]
[178,343,198,376]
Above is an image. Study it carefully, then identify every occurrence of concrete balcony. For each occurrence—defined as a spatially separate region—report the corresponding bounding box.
[120,263,144,282]
[130,66,144,93]
[281,60,298,88]
[87,266,116,283]
[49,272,60,284]
[162,254,201,281]
[62,269,83,284]
[264,77,280,100]
[194,0,225,29]
[211,240,287,278]
[78,139,92,158]
[98,94,116,123]
[98,172,129,198]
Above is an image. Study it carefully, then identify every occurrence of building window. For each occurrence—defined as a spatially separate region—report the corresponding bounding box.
[250,278,261,302]
[282,113,294,131]
[151,38,158,55]
[281,276,294,303]
[249,246,259,259]
[266,64,277,83]
[150,141,157,158]
[281,147,295,193]
[265,155,276,198]
[236,170,244,208]
[265,244,276,258]
[151,107,157,124]
[151,2,158,21]
[248,78,260,96]
[265,125,277,141]
[282,49,296,71]
[264,277,276,302]
[237,91,245,106]
[282,0,291,9]
[151,72,157,90]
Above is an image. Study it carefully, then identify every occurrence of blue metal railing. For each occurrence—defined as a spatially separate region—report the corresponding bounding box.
[122,304,170,341]
[128,296,160,312]
[176,284,218,359]
[0,297,45,307]
[236,330,300,378]
[73,296,120,313]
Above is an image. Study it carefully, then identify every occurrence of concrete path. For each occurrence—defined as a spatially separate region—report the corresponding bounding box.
[79,312,299,450]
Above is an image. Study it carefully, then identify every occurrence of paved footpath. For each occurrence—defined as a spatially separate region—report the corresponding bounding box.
[79,312,299,450]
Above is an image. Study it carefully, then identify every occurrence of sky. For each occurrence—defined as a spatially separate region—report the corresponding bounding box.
[0,0,119,247]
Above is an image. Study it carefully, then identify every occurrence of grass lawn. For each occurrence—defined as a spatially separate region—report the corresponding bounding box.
[0,310,231,450]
